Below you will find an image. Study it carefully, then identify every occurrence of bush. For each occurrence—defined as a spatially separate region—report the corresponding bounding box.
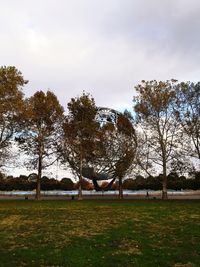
[60,178,74,190]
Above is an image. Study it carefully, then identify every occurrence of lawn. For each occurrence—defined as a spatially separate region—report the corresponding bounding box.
[0,200,200,267]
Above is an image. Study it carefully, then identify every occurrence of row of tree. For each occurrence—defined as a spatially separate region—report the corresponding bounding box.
[1,171,200,191]
[0,66,199,200]
[133,79,200,199]
[123,171,200,191]
[0,174,74,191]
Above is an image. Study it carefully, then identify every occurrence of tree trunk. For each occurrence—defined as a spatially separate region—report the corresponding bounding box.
[162,160,168,200]
[78,152,83,200]
[118,177,123,199]
[36,154,42,200]
[78,182,83,200]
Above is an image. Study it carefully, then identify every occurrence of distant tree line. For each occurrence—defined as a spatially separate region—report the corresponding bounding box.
[0,171,200,191]
[0,66,199,199]
[0,173,73,191]
[123,171,200,191]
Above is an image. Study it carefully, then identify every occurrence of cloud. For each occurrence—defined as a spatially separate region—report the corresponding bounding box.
[1,0,200,110]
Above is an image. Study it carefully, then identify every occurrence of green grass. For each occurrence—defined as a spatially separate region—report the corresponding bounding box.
[0,200,200,267]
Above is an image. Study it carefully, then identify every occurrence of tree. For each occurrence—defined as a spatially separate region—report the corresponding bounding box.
[133,80,183,199]
[62,92,99,200]
[134,131,155,177]
[18,91,64,200]
[123,178,135,190]
[176,82,200,160]
[62,95,137,200]
[82,110,137,198]
[0,66,27,168]
[60,178,74,190]
[71,107,137,198]
[110,112,137,199]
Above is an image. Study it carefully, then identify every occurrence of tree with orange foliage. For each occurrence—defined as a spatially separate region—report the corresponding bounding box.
[0,66,27,168]
[18,91,64,200]
[62,92,99,200]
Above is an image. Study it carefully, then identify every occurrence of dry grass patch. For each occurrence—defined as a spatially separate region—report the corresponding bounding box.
[110,238,142,256]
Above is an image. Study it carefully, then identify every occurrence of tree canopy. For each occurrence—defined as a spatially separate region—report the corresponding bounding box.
[0,65,200,199]
[133,80,183,199]
[61,92,99,199]
[0,66,27,168]
[176,82,200,159]
[18,90,64,199]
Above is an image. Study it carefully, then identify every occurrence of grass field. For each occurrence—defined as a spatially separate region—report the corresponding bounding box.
[0,200,200,267]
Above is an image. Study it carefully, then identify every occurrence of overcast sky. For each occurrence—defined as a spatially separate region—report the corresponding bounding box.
[1,0,200,112]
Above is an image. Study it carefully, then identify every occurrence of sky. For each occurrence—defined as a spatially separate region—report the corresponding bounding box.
[2,0,200,179]
[1,0,200,112]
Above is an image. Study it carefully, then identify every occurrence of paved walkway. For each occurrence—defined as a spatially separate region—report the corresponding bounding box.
[0,193,200,200]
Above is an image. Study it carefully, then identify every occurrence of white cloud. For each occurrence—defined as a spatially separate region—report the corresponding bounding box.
[1,0,200,111]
